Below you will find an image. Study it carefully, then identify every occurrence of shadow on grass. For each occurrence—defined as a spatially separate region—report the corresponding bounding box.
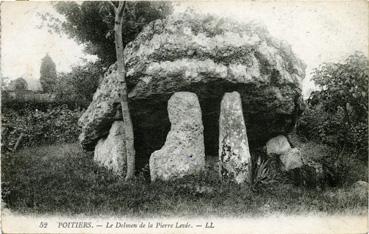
[2,143,367,217]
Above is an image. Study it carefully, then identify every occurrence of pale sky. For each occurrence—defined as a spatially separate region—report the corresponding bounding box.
[1,1,96,90]
[1,1,368,96]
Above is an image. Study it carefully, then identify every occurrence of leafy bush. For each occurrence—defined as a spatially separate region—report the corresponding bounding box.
[2,104,83,151]
[297,105,368,160]
[54,61,103,105]
[297,142,367,187]
[320,149,368,187]
[297,52,368,160]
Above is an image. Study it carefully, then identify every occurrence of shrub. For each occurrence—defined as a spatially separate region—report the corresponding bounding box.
[297,142,367,187]
[54,61,103,105]
[297,104,368,160]
[2,104,83,151]
[297,53,368,160]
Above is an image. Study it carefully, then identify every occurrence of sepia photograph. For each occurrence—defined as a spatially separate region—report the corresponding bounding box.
[1,0,368,233]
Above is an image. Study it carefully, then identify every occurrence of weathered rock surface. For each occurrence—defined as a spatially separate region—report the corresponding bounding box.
[94,121,126,175]
[265,135,302,172]
[78,71,123,150]
[219,92,251,183]
[149,92,205,181]
[79,11,306,168]
[266,135,291,155]
[280,148,303,171]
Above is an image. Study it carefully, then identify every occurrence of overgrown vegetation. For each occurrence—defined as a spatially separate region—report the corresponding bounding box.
[54,61,103,105]
[1,104,83,151]
[297,52,368,161]
[2,143,367,216]
[295,141,367,188]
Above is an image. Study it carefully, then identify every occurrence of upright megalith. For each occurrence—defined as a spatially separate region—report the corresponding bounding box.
[149,92,205,181]
[94,121,126,175]
[219,91,251,184]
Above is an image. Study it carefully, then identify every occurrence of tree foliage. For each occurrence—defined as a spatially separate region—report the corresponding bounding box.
[311,52,368,122]
[52,1,173,65]
[40,54,57,93]
[297,52,368,159]
[55,61,103,106]
[9,77,28,91]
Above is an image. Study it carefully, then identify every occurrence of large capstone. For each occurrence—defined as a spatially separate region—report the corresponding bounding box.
[149,92,205,181]
[219,91,251,184]
[94,121,126,175]
[78,11,306,169]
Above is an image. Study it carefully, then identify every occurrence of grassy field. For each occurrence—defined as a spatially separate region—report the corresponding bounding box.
[2,143,367,217]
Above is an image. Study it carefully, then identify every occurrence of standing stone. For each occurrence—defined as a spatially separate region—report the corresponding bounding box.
[266,135,291,155]
[94,121,126,175]
[149,92,205,181]
[219,91,251,184]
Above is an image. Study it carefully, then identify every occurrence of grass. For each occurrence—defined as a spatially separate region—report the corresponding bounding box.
[1,143,367,217]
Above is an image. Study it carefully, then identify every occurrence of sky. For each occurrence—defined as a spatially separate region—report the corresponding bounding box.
[1,0,368,96]
[1,2,96,90]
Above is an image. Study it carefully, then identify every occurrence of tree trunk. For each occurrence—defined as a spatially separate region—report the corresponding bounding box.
[114,2,135,180]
